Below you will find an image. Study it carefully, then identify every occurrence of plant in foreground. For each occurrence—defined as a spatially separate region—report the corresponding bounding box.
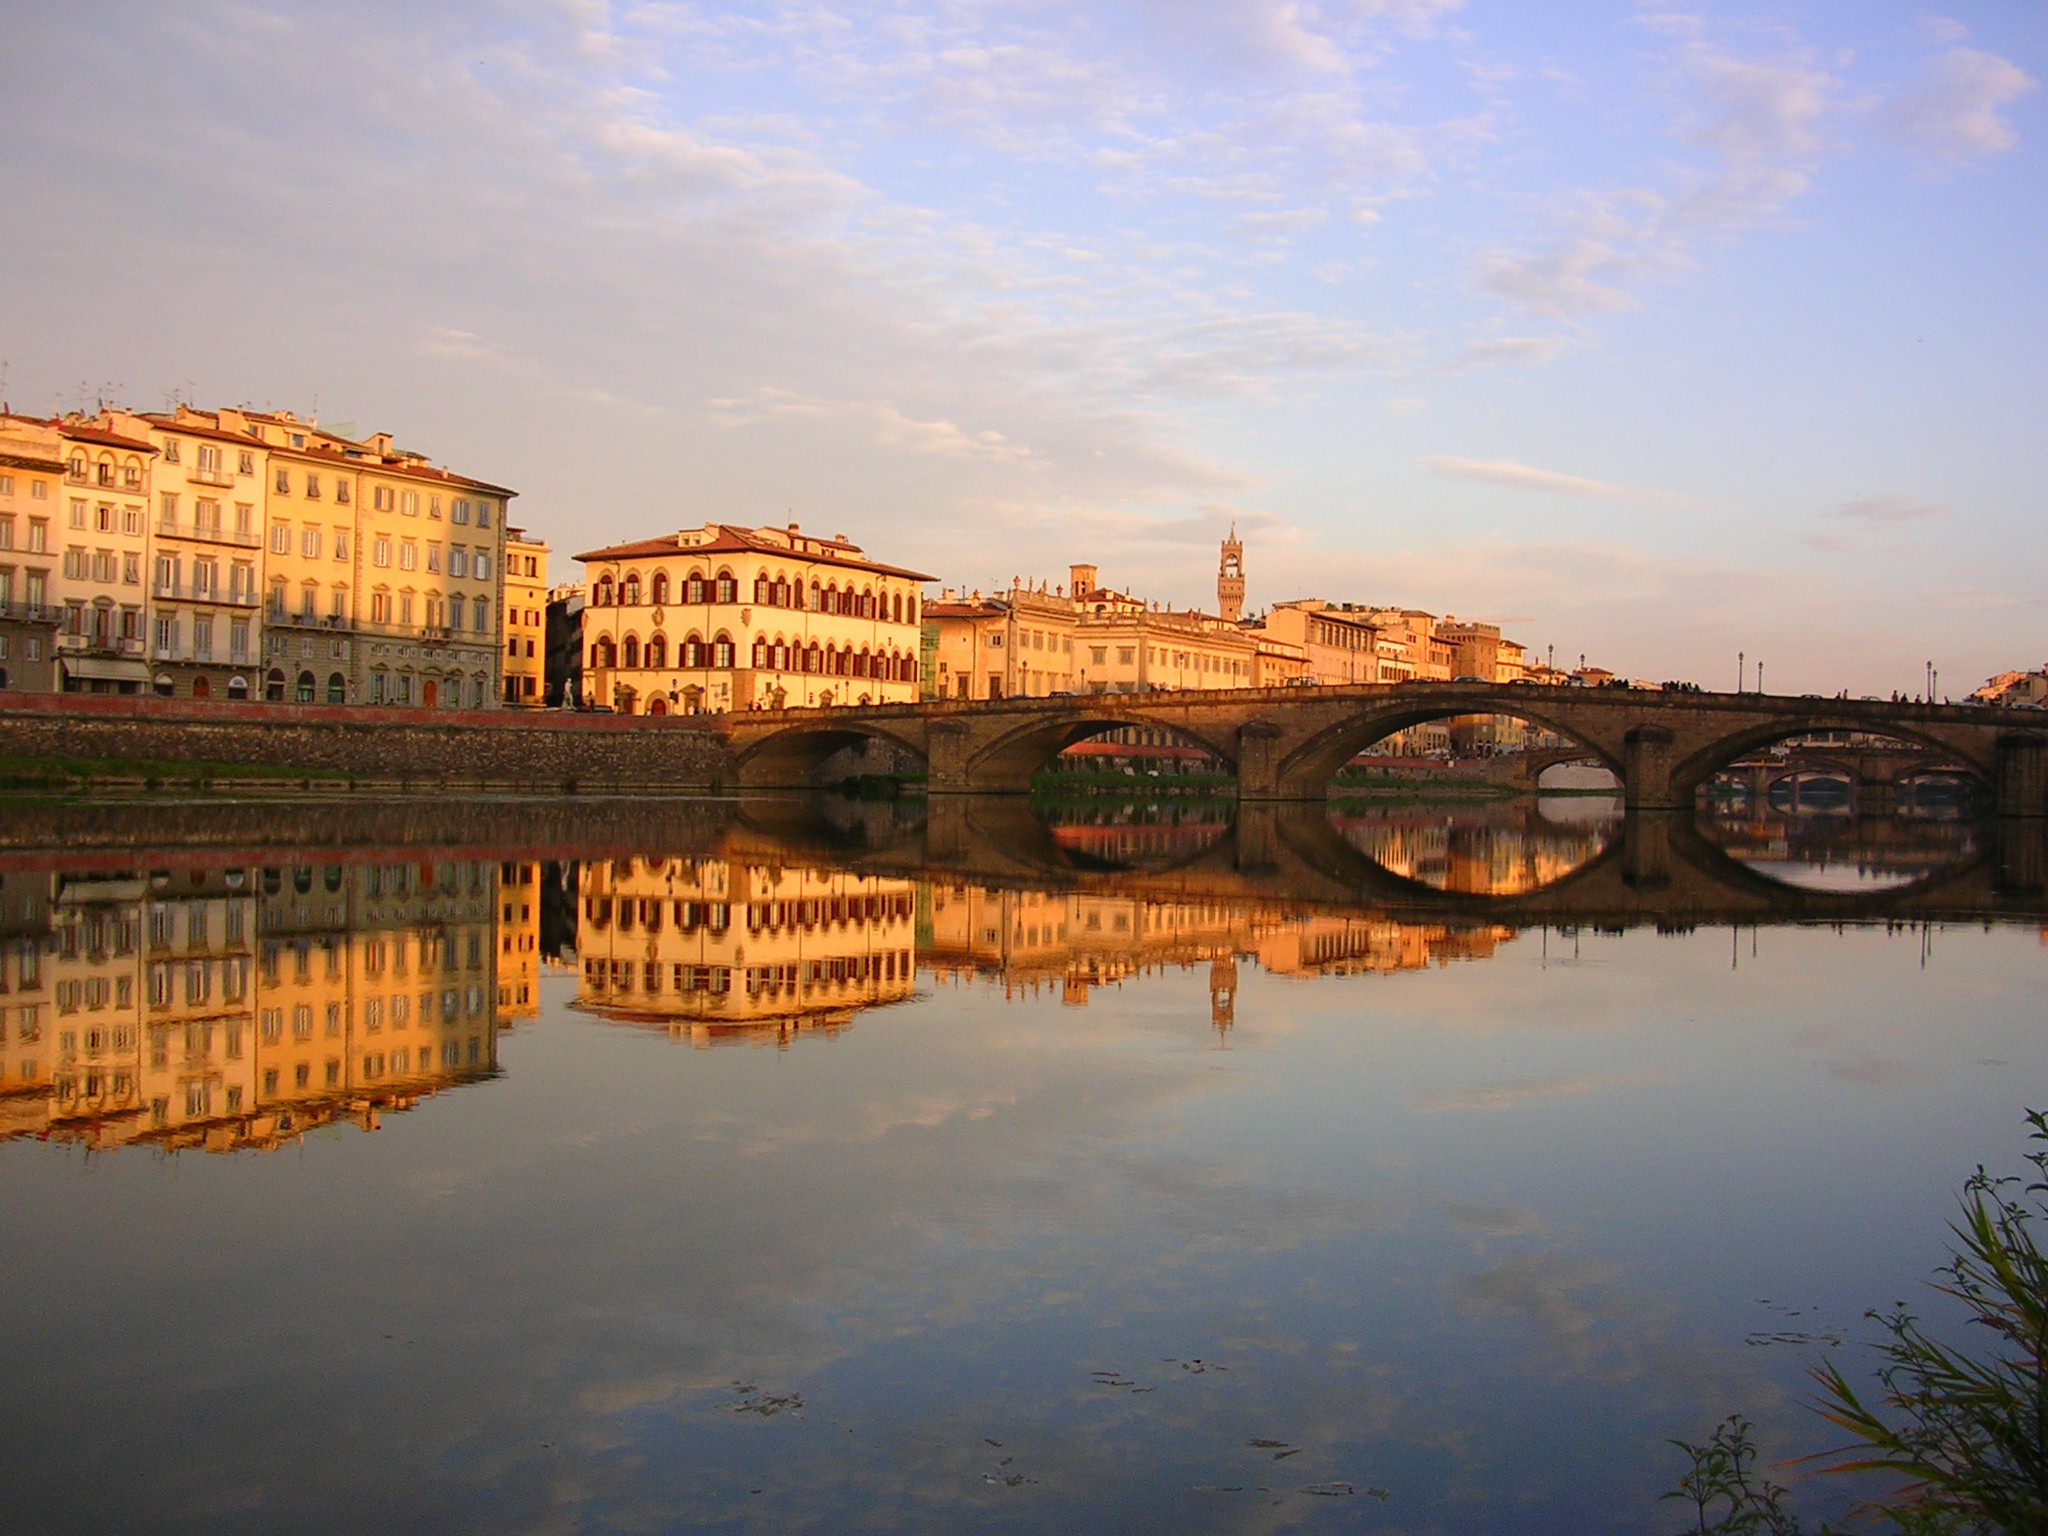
[1666,1110,2048,1534]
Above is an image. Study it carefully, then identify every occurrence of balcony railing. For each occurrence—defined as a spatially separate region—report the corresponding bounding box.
[185,466,236,489]
[265,611,352,631]
[56,634,145,656]
[153,583,260,608]
[0,602,60,625]
[155,520,260,548]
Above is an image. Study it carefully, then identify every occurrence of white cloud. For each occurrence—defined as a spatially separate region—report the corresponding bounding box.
[1419,456,1710,509]
[1879,47,2037,162]
[1476,42,1836,317]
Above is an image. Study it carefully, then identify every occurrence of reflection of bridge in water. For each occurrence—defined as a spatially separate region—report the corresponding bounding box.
[3,792,2042,929]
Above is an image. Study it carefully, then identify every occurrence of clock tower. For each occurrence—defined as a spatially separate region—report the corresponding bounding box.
[1216,525,1245,624]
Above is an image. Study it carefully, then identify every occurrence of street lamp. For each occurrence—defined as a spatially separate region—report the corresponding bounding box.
[1738,651,1745,693]
[1757,661,1764,695]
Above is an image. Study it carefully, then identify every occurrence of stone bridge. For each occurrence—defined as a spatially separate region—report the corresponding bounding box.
[725,683,2048,814]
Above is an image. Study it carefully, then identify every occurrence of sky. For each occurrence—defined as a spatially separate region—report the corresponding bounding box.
[0,0,2041,693]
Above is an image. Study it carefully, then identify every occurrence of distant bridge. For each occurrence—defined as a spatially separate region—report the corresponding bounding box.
[725,683,2048,814]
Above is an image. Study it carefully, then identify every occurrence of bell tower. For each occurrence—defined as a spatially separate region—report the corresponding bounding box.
[1217,524,1245,624]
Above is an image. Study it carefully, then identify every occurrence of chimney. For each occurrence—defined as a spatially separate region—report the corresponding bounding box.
[1070,563,1097,599]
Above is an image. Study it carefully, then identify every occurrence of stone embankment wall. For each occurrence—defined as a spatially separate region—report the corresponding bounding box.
[0,694,735,792]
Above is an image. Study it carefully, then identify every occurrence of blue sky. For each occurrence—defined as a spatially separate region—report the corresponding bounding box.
[1,1,2040,691]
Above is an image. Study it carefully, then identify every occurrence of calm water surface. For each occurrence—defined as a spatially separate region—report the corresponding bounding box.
[0,793,2042,1534]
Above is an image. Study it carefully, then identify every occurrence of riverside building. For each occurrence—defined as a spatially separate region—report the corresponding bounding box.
[501,530,549,707]
[574,522,932,713]
[0,417,64,691]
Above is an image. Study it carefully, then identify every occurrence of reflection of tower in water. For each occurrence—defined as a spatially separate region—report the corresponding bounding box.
[1209,954,1237,1040]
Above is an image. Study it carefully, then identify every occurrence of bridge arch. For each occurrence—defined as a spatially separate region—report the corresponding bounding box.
[1670,717,1996,802]
[1273,700,1624,797]
[733,719,929,789]
[965,712,1240,793]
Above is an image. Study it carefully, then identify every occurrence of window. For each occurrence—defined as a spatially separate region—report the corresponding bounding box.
[373,485,393,511]
[334,530,350,561]
[1091,647,1107,665]
[473,552,491,580]
[193,558,216,597]
[712,636,734,667]
[237,450,254,474]
[426,544,441,575]
[301,527,320,559]
[449,547,468,578]
[122,551,140,584]
[398,592,414,625]
[160,439,180,465]
[400,490,418,516]
[473,598,487,632]
[714,573,735,604]
[274,468,291,494]
[371,591,390,622]
[399,541,417,571]
[1118,647,1135,664]
[428,496,441,520]
[270,523,290,554]
[305,474,320,499]
[335,480,350,505]
[452,499,471,525]
[155,616,177,655]
[373,536,391,568]
[475,500,491,529]
[68,499,85,529]
[27,518,45,553]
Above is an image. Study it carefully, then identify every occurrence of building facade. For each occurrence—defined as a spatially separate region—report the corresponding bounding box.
[575,522,931,714]
[54,420,155,693]
[501,530,549,707]
[0,417,64,692]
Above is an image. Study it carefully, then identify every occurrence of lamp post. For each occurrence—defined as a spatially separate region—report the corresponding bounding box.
[1738,651,1745,693]
[1757,661,1764,695]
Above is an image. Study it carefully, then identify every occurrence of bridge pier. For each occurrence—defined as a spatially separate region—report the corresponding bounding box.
[1235,720,1286,801]
[927,719,974,795]
[1996,733,2048,818]
[1623,726,1679,812]
[1854,776,1898,817]
[1622,810,1674,889]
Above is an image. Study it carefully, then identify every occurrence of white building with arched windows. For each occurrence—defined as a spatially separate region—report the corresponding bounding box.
[575,522,931,714]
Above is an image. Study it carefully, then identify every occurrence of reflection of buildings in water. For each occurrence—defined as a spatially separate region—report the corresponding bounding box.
[497,862,541,1023]
[1044,817,1231,869]
[922,883,1513,1030]
[572,858,916,1048]
[0,861,501,1153]
[1334,809,1616,896]
[1696,811,1980,890]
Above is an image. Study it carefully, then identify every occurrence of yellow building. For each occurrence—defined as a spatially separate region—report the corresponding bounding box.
[53,418,155,693]
[572,856,917,1045]
[501,528,549,707]
[329,430,515,709]
[575,522,933,714]
[0,416,64,690]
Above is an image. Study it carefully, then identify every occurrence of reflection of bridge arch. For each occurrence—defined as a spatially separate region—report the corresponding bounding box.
[1276,701,1623,791]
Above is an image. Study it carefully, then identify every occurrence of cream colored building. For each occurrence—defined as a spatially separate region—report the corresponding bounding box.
[575,522,932,714]
[0,416,64,690]
[925,559,1304,702]
[501,529,549,707]
[572,856,916,1045]
[496,860,541,1021]
[132,408,270,698]
[53,419,155,693]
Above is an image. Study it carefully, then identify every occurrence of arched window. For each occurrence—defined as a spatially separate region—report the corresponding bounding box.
[907,594,918,624]
[772,577,789,607]
[327,673,346,703]
[686,572,706,604]
[804,644,821,673]
[714,571,736,604]
[593,637,616,668]
[891,593,902,624]
[750,636,768,668]
[265,668,286,702]
[623,635,640,668]
[646,634,667,668]
[809,581,820,610]
[712,634,734,668]
[622,574,641,606]
[683,635,704,668]
[861,590,875,619]
[854,649,869,678]
[228,675,248,700]
[651,571,669,605]
[595,575,614,606]
[753,574,770,605]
